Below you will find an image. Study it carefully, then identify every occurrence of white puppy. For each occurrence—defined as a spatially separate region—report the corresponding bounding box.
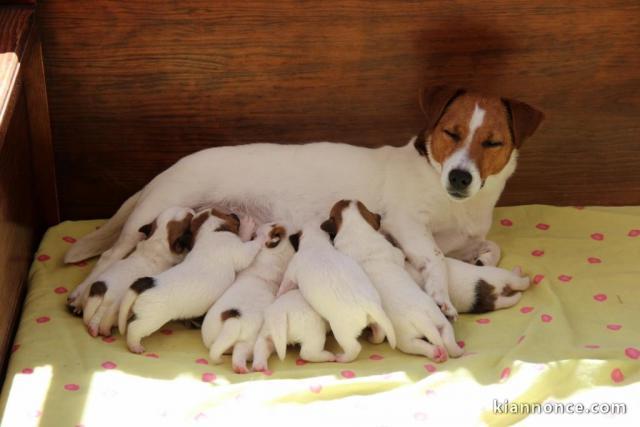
[406,258,530,313]
[278,222,396,363]
[252,289,333,372]
[80,206,193,337]
[118,208,264,353]
[201,223,294,373]
[323,200,463,361]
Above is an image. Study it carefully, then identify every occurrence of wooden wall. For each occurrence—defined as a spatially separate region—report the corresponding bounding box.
[37,1,640,219]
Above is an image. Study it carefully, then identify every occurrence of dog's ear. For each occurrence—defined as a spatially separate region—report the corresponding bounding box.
[320,218,337,241]
[138,220,157,238]
[190,210,210,237]
[355,201,382,231]
[167,213,194,253]
[501,98,545,148]
[266,226,286,248]
[288,231,302,252]
[419,85,467,132]
[173,230,194,253]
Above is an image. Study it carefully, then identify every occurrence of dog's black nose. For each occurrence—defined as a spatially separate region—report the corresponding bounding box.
[448,169,472,191]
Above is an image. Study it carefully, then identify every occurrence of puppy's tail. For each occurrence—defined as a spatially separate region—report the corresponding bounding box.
[365,303,397,349]
[118,276,156,335]
[65,190,142,263]
[209,315,242,363]
[83,281,107,325]
[265,310,288,360]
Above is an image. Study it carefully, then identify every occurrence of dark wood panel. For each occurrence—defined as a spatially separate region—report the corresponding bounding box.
[38,1,640,218]
[0,91,37,376]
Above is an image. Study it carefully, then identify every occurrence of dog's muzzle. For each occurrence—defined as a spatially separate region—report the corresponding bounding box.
[447,169,472,199]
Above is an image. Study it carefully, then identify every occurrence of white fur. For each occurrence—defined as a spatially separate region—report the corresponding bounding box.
[332,202,463,361]
[278,223,396,363]
[81,206,193,337]
[68,134,520,320]
[252,289,332,372]
[118,212,265,354]
[200,223,295,373]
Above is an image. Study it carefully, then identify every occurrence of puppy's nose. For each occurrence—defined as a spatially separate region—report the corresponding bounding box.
[448,169,472,191]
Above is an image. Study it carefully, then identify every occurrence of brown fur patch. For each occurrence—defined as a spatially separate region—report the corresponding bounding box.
[190,210,211,240]
[470,279,497,313]
[138,220,157,238]
[167,212,194,254]
[320,199,351,238]
[356,201,381,230]
[89,281,107,297]
[428,92,525,180]
[130,277,155,294]
[266,225,286,248]
[383,232,401,249]
[211,209,240,234]
[501,285,517,297]
[221,308,241,321]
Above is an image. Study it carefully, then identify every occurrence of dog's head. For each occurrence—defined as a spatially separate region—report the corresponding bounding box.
[320,199,381,240]
[187,208,241,247]
[255,222,296,260]
[138,206,195,255]
[414,86,544,201]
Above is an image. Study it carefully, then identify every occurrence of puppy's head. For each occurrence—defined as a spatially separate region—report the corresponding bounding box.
[189,208,241,244]
[414,85,544,201]
[138,206,195,254]
[320,199,381,240]
[257,222,297,257]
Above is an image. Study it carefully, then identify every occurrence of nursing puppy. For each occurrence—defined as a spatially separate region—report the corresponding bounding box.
[252,289,333,372]
[66,86,544,323]
[278,223,396,363]
[81,206,193,337]
[322,200,463,361]
[118,208,265,354]
[405,258,530,314]
[201,223,294,373]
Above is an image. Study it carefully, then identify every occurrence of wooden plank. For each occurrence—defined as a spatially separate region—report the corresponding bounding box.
[0,7,32,143]
[37,1,640,217]
[23,31,60,226]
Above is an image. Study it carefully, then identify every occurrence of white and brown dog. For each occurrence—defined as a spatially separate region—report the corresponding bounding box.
[252,289,333,372]
[405,258,531,314]
[322,200,463,361]
[66,86,544,321]
[201,223,294,373]
[80,206,193,337]
[118,208,264,354]
[278,223,396,363]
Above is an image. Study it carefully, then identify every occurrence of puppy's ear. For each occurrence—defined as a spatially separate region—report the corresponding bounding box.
[320,218,337,240]
[230,213,240,224]
[173,230,194,253]
[288,231,302,252]
[501,98,545,148]
[190,210,211,236]
[266,226,286,248]
[375,213,382,229]
[355,201,382,231]
[167,213,194,253]
[419,85,467,132]
[138,220,157,238]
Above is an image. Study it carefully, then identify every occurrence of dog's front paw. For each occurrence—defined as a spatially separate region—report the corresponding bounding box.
[423,261,458,321]
[473,240,501,267]
[128,343,145,354]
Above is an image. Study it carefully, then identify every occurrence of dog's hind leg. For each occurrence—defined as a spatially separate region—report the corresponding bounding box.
[252,333,274,372]
[398,337,447,363]
[331,321,362,363]
[231,341,253,374]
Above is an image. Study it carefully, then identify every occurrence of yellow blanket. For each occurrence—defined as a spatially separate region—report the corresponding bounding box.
[1,205,638,426]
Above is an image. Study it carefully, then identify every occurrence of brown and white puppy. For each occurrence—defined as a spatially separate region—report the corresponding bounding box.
[323,200,463,361]
[118,208,265,354]
[201,223,295,373]
[80,206,194,337]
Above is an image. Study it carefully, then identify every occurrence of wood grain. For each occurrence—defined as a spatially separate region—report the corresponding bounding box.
[0,91,36,377]
[37,1,640,218]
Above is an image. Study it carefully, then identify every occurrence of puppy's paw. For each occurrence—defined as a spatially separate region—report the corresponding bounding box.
[87,325,99,338]
[128,343,145,354]
[252,361,269,372]
[233,364,249,374]
[335,353,357,363]
[473,240,501,267]
[432,346,448,363]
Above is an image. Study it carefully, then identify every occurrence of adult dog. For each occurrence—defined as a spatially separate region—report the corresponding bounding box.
[66,86,544,319]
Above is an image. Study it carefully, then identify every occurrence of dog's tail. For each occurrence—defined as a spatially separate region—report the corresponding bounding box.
[364,303,397,349]
[65,190,142,263]
[118,276,155,335]
[265,310,288,360]
[209,313,242,363]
